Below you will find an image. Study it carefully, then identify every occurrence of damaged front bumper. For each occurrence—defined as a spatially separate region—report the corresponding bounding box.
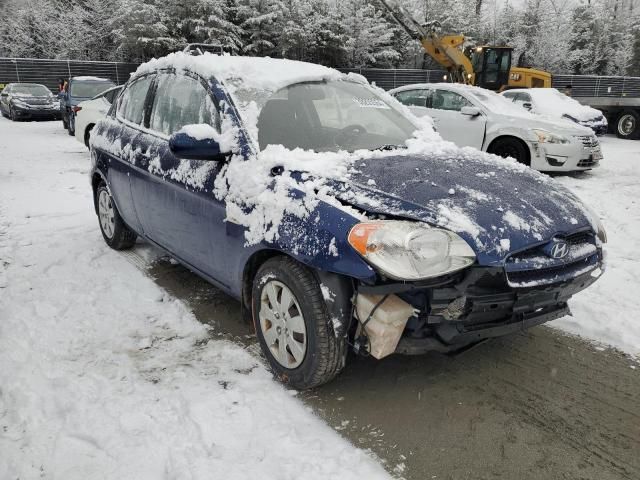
[356,251,604,356]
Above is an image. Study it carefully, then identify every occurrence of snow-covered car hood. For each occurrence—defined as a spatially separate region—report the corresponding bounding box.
[490,109,594,137]
[329,151,594,266]
[13,94,56,105]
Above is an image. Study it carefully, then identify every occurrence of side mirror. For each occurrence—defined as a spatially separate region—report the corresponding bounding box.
[169,125,229,161]
[522,102,533,111]
[461,106,481,116]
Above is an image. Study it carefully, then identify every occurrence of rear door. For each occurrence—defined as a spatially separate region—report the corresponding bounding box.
[129,71,230,285]
[106,74,156,234]
[425,89,486,149]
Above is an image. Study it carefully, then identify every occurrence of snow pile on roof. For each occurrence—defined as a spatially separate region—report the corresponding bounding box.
[136,52,341,94]
[526,88,604,121]
[72,76,111,82]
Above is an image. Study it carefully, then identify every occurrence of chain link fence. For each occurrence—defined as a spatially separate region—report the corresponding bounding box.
[0,58,139,92]
[2,58,640,99]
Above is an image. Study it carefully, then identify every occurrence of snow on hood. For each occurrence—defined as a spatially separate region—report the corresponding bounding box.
[336,149,593,265]
[521,88,605,122]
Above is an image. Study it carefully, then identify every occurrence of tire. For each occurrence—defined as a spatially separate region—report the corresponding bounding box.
[68,113,75,136]
[488,137,530,166]
[252,256,345,389]
[96,183,137,250]
[616,110,640,140]
[84,124,94,149]
[8,105,15,121]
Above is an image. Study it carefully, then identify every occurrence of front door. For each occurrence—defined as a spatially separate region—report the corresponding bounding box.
[128,72,231,286]
[425,89,486,149]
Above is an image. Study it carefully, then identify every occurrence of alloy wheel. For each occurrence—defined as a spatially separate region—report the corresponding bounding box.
[259,280,307,369]
[618,114,636,137]
[98,189,115,239]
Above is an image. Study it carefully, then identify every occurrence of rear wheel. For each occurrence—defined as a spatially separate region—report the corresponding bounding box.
[252,256,345,389]
[96,183,137,250]
[616,111,640,139]
[488,137,530,166]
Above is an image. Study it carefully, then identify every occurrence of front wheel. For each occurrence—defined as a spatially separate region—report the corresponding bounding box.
[488,137,530,166]
[616,111,640,139]
[252,257,345,389]
[8,105,15,121]
[96,183,137,250]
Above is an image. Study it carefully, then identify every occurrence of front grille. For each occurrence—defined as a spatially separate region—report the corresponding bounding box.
[506,253,599,287]
[505,231,599,287]
[578,158,598,167]
[576,135,599,148]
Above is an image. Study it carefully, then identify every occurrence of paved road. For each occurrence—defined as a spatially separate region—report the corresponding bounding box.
[144,253,640,480]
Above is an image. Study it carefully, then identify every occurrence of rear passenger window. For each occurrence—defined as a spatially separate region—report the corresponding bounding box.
[149,73,219,136]
[117,76,153,125]
[395,89,430,108]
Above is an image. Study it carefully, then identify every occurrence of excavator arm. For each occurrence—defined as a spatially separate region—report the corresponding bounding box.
[377,0,474,83]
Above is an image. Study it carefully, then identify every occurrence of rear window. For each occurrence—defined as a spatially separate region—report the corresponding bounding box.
[70,81,115,98]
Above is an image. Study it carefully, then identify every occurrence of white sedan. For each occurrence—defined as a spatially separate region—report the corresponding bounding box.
[501,88,608,136]
[74,85,122,148]
[390,83,603,172]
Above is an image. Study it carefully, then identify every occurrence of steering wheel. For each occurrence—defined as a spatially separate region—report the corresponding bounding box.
[335,124,367,145]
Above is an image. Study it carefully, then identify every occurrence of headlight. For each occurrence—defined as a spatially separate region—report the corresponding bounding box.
[12,99,28,108]
[348,221,476,281]
[583,204,607,244]
[532,129,570,144]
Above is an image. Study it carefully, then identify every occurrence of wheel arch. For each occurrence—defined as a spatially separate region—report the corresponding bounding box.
[487,135,531,165]
[241,249,355,336]
[84,123,96,147]
[91,170,107,214]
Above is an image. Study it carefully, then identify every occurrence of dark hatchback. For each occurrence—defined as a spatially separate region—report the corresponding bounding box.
[90,54,606,389]
[0,83,61,121]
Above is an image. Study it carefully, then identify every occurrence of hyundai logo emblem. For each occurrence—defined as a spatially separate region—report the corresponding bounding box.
[550,240,570,259]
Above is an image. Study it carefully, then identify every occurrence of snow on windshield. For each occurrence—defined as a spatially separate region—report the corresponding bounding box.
[528,88,603,121]
[12,84,51,96]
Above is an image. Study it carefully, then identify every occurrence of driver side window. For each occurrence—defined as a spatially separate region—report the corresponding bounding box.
[431,90,471,112]
[149,73,220,136]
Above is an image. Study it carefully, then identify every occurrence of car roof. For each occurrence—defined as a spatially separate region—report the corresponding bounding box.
[71,76,113,83]
[134,52,342,93]
[7,82,48,88]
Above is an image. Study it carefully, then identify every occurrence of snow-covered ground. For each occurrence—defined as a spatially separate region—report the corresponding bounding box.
[1,118,638,479]
[552,137,640,356]
[0,117,389,479]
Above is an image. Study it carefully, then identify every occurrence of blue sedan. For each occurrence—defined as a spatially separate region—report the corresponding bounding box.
[90,53,606,389]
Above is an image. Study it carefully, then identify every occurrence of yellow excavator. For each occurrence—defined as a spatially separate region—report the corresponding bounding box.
[378,0,551,91]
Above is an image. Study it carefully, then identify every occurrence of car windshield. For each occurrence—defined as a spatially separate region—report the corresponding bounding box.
[240,80,418,152]
[12,84,51,96]
[70,81,116,98]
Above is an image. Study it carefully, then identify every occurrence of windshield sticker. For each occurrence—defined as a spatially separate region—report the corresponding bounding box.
[352,97,390,109]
